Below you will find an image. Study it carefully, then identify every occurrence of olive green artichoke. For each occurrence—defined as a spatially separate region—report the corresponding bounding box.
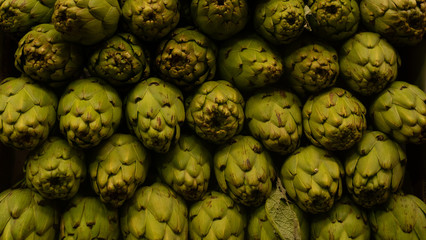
[189,191,246,240]
[120,182,188,240]
[339,31,401,95]
[57,77,122,149]
[280,145,345,214]
[303,87,367,151]
[369,81,426,144]
[245,88,303,155]
[14,23,84,88]
[51,0,121,45]
[185,80,245,144]
[0,76,57,150]
[125,77,185,153]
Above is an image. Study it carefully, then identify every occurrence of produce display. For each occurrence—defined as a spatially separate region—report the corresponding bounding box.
[0,0,425,239]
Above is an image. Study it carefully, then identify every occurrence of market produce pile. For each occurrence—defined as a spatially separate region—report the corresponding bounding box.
[0,0,426,239]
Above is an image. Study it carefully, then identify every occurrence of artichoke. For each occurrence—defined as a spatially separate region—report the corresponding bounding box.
[88,133,150,208]
[0,76,57,150]
[120,182,188,240]
[189,191,246,240]
[87,32,150,87]
[14,23,84,88]
[51,0,121,45]
[280,145,345,214]
[125,77,185,153]
[57,77,122,149]
[253,0,306,45]
[245,88,303,155]
[191,0,249,41]
[303,87,367,151]
[155,26,217,91]
[339,31,401,95]
[369,81,426,144]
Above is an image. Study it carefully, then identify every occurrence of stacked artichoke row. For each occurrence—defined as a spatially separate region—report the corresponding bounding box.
[0,0,425,239]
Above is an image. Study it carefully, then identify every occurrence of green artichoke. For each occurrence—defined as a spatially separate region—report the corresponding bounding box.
[303,87,367,151]
[253,0,306,45]
[155,26,217,91]
[88,133,150,208]
[87,32,150,87]
[0,76,57,150]
[189,191,246,240]
[120,182,188,240]
[339,31,401,95]
[369,81,426,144]
[60,195,120,240]
[360,0,426,46]
[14,23,84,88]
[157,133,212,201]
[125,77,185,153]
[191,0,249,40]
[121,0,180,42]
[280,145,345,214]
[57,77,122,149]
[51,0,121,45]
[245,88,303,155]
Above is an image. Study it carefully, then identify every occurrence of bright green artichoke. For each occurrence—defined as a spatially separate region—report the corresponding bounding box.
[120,182,188,240]
[253,0,306,45]
[245,88,303,155]
[360,0,426,46]
[60,195,120,240]
[280,145,345,214]
[0,187,59,240]
[0,76,57,150]
[303,87,367,151]
[51,0,121,45]
[88,133,150,208]
[185,80,245,144]
[369,81,426,144]
[87,32,150,87]
[121,0,180,42]
[14,23,84,88]
[125,77,185,153]
[57,77,122,149]
[191,0,249,40]
[339,31,401,95]
[157,133,212,201]
[189,191,246,240]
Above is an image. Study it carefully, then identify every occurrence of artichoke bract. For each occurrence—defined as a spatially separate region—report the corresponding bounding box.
[120,182,188,240]
[370,81,426,144]
[339,32,401,96]
[253,0,306,45]
[0,188,59,240]
[25,136,86,200]
[155,27,217,91]
[121,0,180,42]
[0,76,57,150]
[189,191,246,240]
[57,77,122,149]
[245,88,303,155]
[360,0,426,46]
[87,32,150,87]
[51,0,121,46]
[60,195,120,240]
[125,77,185,153]
[89,133,150,208]
[14,23,84,88]
[303,87,367,151]
[191,0,249,41]
[280,145,345,214]
[185,80,245,144]
[157,133,212,201]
